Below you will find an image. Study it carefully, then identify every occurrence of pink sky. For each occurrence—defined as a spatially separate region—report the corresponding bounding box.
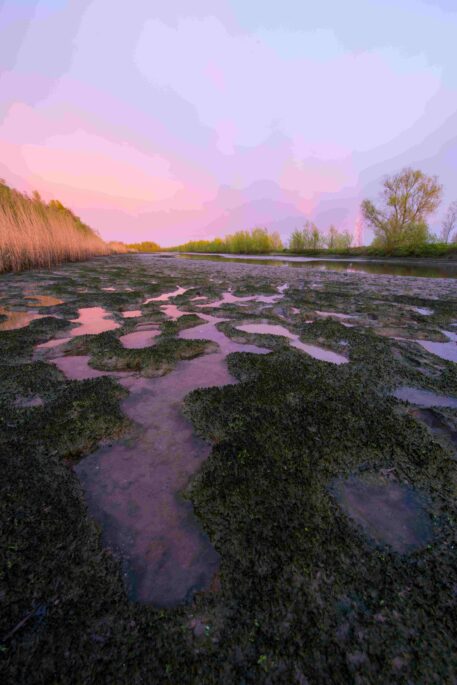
[1,0,457,245]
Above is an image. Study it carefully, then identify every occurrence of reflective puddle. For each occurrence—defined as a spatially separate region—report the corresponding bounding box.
[120,329,161,349]
[198,289,283,308]
[332,476,433,554]
[393,386,457,409]
[25,293,64,307]
[122,310,142,319]
[69,307,120,336]
[52,355,131,381]
[144,286,188,304]
[408,407,457,452]
[0,307,46,331]
[234,322,348,364]
[36,336,72,350]
[418,330,457,363]
[73,311,270,606]
[161,304,186,321]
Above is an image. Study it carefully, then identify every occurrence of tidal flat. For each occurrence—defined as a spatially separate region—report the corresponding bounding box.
[1,253,457,684]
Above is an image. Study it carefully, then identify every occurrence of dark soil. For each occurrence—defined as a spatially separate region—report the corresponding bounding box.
[1,254,457,684]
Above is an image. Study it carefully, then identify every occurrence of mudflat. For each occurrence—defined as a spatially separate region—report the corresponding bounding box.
[1,253,457,684]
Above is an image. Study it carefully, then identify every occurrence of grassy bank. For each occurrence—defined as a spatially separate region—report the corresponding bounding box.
[284,243,457,259]
[0,182,110,273]
[172,243,457,260]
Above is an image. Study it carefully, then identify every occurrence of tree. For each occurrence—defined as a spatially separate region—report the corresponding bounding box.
[361,168,442,248]
[441,201,457,243]
[288,221,325,252]
[326,225,352,250]
[289,228,305,252]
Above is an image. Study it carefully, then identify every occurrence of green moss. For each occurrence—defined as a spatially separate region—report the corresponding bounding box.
[0,317,70,361]
[160,314,205,336]
[65,330,217,377]
[183,349,457,682]
[2,255,457,684]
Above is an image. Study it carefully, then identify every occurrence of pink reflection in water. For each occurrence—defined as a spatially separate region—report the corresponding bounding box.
[70,307,120,336]
[198,290,283,308]
[52,355,131,380]
[122,310,142,318]
[0,307,46,331]
[418,330,457,364]
[161,304,186,320]
[235,322,348,364]
[120,329,161,349]
[76,316,269,606]
[144,286,187,304]
[36,336,71,350]
[25,293,64,307]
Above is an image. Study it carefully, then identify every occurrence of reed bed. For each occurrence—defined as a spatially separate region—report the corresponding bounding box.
[0,185,110,273]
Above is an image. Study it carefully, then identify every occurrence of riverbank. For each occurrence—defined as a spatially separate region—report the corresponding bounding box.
[172,251,457,279]
[1,254,457,683]
[166,242,457,261]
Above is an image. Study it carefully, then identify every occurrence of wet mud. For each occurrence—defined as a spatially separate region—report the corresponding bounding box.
[2,253,457,684]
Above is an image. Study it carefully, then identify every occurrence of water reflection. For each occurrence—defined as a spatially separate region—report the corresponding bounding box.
[69,307,120,336]
[120,328,161,349]
[177,254,457,279]
[418,330,457,363]
[332,476,433,554]
[393,386,457,408]
[0,307,46,331]
[73,310,270,606]
[235,322,348,364]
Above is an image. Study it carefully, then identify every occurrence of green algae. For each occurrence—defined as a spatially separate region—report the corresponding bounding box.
[1,254,457,684]
[64,331,216,377]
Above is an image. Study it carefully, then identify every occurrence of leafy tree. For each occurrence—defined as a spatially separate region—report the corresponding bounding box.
[441,201,457,243]
[326,225,352,250]
[361,168,442,248]
[174,228,282,254]
[289,228,306,252]
[288,221,324,251]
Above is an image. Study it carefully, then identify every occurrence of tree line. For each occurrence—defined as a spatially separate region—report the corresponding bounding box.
[169,167,457,255]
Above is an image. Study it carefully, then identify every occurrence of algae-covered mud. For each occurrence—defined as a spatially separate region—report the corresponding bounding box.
[2,253,457,684]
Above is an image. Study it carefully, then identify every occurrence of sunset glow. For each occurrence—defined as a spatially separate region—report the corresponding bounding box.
[1,0,456,245]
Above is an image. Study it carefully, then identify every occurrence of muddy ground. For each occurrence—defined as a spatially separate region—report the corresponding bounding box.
[1,254,457,684]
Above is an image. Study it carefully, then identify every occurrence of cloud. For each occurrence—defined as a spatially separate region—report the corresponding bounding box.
[135,16,442,154]
[1,0,456,244]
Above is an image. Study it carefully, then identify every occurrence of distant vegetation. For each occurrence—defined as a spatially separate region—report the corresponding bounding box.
[289,222,352,252]
[171,168,457,259]
[127,241,161,252]
[173,227,283,254]
[107,241,130,254]
[4,166,456,272]
[0,180,112,273]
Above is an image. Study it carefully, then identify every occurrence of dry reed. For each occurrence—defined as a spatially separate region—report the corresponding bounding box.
[0,187,110,273]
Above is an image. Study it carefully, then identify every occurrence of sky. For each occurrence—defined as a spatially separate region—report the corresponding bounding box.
[1,0,456,246]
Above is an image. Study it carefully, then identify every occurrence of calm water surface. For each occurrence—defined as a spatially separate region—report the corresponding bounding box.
[176,253,457,279]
